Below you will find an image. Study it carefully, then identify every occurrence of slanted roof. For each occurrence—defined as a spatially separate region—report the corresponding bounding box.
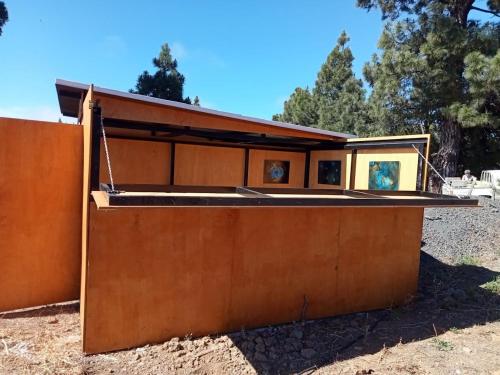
[55,79,356,140]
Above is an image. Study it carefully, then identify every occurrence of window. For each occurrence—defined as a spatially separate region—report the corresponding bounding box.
[263,160,290,184]
[318,160,341,185]
[368,161,400,190]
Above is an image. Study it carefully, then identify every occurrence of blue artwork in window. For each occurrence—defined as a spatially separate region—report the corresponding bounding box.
[263,160,290,184]
[368,161,400,190]
[318,160,341,185]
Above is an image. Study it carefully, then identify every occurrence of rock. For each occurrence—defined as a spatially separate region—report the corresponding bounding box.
[254,336,265,345]
[269,352,279,360]
[134,353,141,361]
[301,348,317,359]
[215,336,227,344]
[290,328,303,340]
[452,289,467,301]
[425,215,442,221]
[241,340,255,352]
[174,350,187,358]
[441,296,457,308]
[264,336,277,347]
[255,343,266,352]
[285,337,302,351]
[254,352,267,362]
[170,342,183,352]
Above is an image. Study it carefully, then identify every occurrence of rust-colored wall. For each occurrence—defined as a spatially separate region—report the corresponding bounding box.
[94,93,338,141]
[247,150,306,188]
[174,144,245,186]
[99,138,170,185]
[0,118,83,312]
[82,205,423,353]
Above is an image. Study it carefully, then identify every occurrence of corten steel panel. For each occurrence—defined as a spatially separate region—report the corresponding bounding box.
[0,118,83,312]
[174,144,245,186]
[247,150,306,188]
[94,93,340,141]
[80,87,94,333]
[99,138,170,185]
[83,205,423,354]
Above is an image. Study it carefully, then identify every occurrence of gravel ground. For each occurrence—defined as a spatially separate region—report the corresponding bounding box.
[423,197,500,262]
[1,198,499,374]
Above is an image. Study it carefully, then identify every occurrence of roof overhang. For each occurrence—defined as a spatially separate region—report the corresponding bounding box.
[55,79,357,140]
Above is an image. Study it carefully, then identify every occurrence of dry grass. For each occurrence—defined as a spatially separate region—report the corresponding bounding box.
[0,303,82,375]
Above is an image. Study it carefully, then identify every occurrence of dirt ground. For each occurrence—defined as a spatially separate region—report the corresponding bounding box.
[1,203,499,374]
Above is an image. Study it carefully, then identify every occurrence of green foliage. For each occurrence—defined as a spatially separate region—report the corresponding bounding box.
[432,338,454,351]
[193,96,200,106]
[314,32,367,134]
[274,32,366,135]
[459,126,500,175]
[450,50,500,128]
[359,0,500,178]
[272,87,318,126]
[482,276,500,294]
[0,1,8,36]
[131,43,192,104]
[455,255,480,266]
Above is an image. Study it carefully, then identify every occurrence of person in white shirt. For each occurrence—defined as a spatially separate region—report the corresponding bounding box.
[462,169,477,182]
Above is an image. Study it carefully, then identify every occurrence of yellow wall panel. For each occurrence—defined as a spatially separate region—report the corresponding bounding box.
[354,148,419,190]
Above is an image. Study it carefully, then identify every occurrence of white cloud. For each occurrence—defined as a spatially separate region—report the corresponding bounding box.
[0,105,71,122]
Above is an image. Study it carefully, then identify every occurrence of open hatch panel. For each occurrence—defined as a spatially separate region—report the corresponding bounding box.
[93,184,479,208]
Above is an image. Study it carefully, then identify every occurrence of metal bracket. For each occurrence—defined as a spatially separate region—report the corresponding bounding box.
[89,99,100,109]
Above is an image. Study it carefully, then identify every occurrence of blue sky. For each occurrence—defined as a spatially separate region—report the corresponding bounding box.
[0,1,493,122]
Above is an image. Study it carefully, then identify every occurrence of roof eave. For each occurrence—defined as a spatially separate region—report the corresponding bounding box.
[55,79,357,140]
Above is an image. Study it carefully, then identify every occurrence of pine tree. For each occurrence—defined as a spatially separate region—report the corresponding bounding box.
[0,1,8,36]
[131,43,192,104]
[274,32,366,135]
[359,0,500,178]
[272,87,318,126]
[313,31,366,134]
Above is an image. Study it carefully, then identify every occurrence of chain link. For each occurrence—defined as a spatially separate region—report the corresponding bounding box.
[100,117,116,192]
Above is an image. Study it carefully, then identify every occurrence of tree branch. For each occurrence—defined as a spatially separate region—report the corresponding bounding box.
[470,6,500,17]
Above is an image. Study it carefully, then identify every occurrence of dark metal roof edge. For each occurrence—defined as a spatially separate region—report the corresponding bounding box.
[55,79,357,140]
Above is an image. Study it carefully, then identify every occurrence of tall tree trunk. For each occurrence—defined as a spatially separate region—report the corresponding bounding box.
[436,119,462,178]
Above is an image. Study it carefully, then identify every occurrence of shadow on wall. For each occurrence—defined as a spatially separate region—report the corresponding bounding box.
[225,250,500,374]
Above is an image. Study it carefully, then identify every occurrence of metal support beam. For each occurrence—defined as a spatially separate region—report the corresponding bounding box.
[349,149,357,190]
[416,143,425,191]
[169,143,176,185]
[243,148,249,186]
[90,104,102,191]
[304,150,311,188]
